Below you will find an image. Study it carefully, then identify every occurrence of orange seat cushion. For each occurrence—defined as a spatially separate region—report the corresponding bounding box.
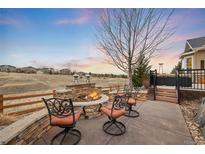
[104,104,112,109]
[127,98,136,105]
[100,107,125,119]
[51,111,82,126]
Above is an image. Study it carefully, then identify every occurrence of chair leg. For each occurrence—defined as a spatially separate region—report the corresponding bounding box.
[69,129,81,145]
[60,129,68,145]
[51,129,65,145]
[103,119,126,136]
[50,128,81,145]
[124,105,139,118]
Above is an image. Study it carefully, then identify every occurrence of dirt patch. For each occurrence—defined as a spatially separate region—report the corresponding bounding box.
[0,83,50,95]
[0,72,127,95]
[180,100,205,144]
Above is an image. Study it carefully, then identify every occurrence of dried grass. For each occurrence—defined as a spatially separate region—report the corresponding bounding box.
[0,114,16,126]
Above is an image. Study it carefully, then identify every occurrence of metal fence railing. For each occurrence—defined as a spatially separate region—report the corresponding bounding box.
[178,69,205,90]
[149,68,205,104]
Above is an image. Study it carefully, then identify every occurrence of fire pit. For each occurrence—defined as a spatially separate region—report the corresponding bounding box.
[54,83,109,119]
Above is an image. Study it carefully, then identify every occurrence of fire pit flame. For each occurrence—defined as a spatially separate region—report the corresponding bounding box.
[86,91,100,100]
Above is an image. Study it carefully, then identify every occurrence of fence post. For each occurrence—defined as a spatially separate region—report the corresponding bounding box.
[149,70,152,86]
[52,90,56,97]
[176,69,180,104]
[153,69,157,100]
[0,94,3,114]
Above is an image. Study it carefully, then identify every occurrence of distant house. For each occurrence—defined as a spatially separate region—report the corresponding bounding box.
[39,68,55,74]
[18,66,37,74]
[36,70,43,74]
[0,65,16,72]
[60,69,71,75]
[181,36,205,69]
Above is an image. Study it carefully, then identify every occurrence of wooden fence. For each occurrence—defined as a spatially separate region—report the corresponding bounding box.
[0,90,55,116]
[0,84,126,116]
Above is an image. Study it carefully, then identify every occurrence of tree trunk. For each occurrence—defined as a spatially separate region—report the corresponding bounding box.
[128,66,133,90]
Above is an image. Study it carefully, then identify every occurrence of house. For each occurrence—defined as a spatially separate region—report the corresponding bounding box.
[18,66,37,74]
[0,65,17,72]
[39,68,55,74]
[36,70,43,74]
[181,36,205,69]
[59,68,71,75]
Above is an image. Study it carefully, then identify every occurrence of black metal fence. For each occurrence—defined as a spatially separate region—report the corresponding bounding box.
[150,70,157,100]
[156,75,176,86]
[178,69,205,90]
[150,70,157,86]
[150,69,205,90]
[149,68,205,104]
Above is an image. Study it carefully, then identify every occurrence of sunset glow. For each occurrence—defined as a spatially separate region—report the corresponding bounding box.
[1,8,205,74]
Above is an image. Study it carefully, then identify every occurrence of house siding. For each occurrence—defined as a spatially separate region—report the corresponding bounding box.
[194,50,205,69]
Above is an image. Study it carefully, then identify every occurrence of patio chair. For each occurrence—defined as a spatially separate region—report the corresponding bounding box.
[42,98,82,145]
[116,85,140,118]
[124,87,140,118]
[100,96,126,136]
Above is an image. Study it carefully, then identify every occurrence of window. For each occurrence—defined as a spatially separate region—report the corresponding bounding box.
[186,57,192,69]
[201,60,205,69]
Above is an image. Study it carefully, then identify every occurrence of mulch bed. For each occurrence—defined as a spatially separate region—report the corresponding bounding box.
[180,100,205,144]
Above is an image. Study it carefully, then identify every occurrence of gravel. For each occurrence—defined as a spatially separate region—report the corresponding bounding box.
[180,100,205,144]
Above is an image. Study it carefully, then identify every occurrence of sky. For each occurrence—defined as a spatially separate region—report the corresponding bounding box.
[0,8,205,74]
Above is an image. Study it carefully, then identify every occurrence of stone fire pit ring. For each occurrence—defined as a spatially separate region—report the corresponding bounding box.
[73,94,109,106]
[74,94,109,119]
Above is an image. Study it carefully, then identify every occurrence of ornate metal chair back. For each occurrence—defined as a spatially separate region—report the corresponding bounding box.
[42,98,75,124]
[124,85,141,99]
[110,96,125,116]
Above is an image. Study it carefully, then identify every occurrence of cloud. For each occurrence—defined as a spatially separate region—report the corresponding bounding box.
[30,60,49,68]
[55,15,90,25]
[30,56,109,71]
[54,9,92,25]
[61,56,108,69]
[0,16,19,26]
[166,29,205,45]
[9,54,24,59]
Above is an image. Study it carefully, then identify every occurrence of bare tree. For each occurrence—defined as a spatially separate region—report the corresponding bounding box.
[96,9,175,88]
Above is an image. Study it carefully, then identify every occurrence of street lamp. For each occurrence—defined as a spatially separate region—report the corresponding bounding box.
[159,63,164,74]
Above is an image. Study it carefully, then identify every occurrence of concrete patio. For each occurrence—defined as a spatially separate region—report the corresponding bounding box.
[34,100,195,145]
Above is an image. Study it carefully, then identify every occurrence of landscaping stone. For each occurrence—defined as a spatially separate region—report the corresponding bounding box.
[195,97,205,128]
[203,127,205,138]
[180,100,205,144]
[0,109,49,144]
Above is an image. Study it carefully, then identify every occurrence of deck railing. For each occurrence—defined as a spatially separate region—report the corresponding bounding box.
[178,69,205,90]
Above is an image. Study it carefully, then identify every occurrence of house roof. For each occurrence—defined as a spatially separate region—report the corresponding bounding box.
[187,36,205,49]
[181,36,205,58]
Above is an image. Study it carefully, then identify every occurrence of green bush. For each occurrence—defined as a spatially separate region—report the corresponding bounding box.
[132,56,151,88]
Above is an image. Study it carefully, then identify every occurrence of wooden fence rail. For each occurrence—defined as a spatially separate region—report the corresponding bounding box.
[0,90,55,116]
[0,84,126,116]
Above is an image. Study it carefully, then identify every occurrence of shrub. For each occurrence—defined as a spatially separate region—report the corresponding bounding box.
[132,56,151,88]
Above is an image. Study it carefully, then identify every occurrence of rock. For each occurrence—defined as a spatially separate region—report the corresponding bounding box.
[181,100,205,144]
[198,141,205,145]
[195,97,205,128]
[202,127,205,138]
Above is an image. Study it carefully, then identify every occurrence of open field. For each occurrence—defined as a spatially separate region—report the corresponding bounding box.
[0,72,128,96]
